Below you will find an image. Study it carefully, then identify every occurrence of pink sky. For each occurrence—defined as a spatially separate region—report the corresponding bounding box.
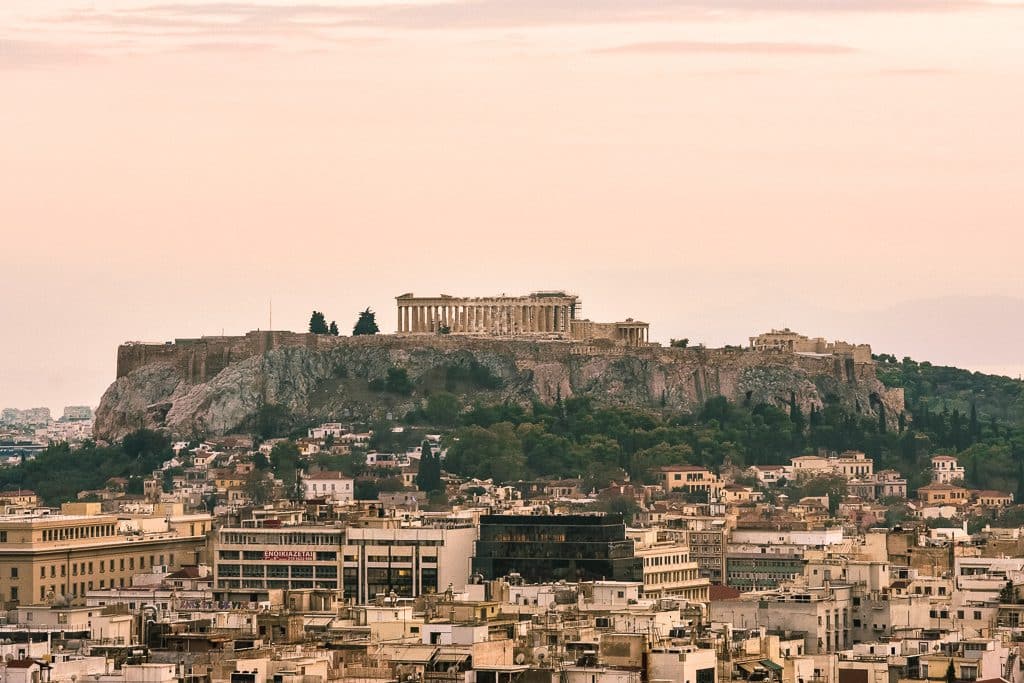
[2,0,1024,411]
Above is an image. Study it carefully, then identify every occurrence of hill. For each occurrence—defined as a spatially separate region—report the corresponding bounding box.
[94,331,901,442]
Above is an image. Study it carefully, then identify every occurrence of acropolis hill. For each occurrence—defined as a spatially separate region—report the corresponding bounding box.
[95,292,902,441]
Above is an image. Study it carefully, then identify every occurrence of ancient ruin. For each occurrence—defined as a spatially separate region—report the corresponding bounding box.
[395,291,650,346]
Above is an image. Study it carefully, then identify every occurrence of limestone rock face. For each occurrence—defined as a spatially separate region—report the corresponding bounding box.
[94,335,904,441]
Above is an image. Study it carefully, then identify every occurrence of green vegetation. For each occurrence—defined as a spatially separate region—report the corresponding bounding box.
[309,310,331,335]
[270,440,304,501]
[253,403,299,440]
[415,440,442,492]
[0,429,171,505]
[876,355,1024,428]
[353,308,380,335]
[435,380,1024,494]
[669,338,689,348]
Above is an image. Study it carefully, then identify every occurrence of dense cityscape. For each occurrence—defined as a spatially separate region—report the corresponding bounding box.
[2,300,1023,683]
[4,0,1022,680]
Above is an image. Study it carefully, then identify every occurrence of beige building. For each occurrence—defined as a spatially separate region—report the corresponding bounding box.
[916,483,970,506]
[0,505,211,607]
[659,465,724,498]
[627,528,710,602]
[790,451,873,480]
[749,328,873,363]
[395,291,650,346]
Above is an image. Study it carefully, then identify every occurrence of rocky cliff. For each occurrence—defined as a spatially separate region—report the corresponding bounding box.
[95,333,905,441]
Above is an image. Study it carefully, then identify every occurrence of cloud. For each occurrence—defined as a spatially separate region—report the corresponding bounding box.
[878,67,956,75]
[11,0,1014,62]
[47,0,993,36]
[0,38,97,68]
[594,40,859,55]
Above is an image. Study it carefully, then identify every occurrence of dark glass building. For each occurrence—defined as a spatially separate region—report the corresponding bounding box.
[472,514,643,583]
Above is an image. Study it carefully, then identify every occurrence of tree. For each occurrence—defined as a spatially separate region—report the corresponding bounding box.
[244,470,274,505]
[425,392,461,425]
[254,404,294,440]
[329,321,339,336]
[444,423,526,482]
[670,338,689,348]
[309,310,330,334]
[416,440,442,492]
[270,441,304,501]
[383,367,414,395]
[597,494,640,523]
[353,308,380,335]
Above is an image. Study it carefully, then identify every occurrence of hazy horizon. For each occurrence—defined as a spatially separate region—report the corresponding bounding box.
[2,0,1023,412]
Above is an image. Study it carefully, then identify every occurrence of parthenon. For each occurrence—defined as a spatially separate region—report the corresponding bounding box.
[395,292,650,346]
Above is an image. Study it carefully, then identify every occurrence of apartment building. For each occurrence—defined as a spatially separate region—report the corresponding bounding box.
[0,507,211,607]
[627,528,709,602]
[212,517,476,605]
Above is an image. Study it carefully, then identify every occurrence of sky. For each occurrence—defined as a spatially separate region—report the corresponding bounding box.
[2,0,1024,413]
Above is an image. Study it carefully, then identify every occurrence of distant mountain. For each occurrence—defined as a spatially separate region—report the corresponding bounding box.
[828,296,1024,376]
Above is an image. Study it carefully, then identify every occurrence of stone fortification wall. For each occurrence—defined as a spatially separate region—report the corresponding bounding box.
[96,332,905,441]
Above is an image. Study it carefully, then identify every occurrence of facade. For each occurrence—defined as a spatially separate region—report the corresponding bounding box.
[627,528,710,602]
[916,483,969,507]
[685,527,727,584]
[659,465,724,498]
[748,329,873,363]
[725,543,806,591]
[213,525,343,602]
[0,510,211,607]
[342,521,476,604]
[930,455,966,484]
[395,292,650,346]
[975,490,1014,507]
[472,514,643,584]
[790,451,873,480]
[212,519,476,604]
[711,583,856,655]
[847,470,908,500]
[301,471,354,503]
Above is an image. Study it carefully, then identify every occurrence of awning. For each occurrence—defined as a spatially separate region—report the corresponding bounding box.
[760,660,783,673]
[435,652,471,664]
[737,663,758,674]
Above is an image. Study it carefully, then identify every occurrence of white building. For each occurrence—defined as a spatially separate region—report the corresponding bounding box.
[301,471,354,503]
[930,455,966,484]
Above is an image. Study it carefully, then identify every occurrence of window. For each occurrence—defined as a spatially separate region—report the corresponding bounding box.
[10,568,17,579]
[9,587,17,601]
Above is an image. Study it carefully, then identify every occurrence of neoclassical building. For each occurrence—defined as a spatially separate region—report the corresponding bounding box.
[395,291,650,346]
